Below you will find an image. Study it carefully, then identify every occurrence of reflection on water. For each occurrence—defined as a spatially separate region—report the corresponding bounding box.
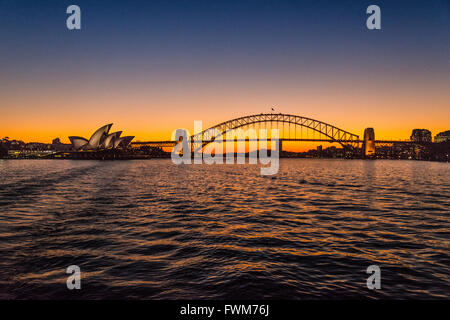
[0,159,449,299]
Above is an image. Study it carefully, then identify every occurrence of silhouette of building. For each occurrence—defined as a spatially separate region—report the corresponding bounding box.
[410,129,432,142]
[434,130,450,143]
[51,138,72,152]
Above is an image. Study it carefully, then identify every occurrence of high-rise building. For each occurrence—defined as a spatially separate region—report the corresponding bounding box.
[434,130,450,143]
[410,129,432,143]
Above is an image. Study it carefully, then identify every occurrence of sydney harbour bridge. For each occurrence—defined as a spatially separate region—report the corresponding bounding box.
[131,113,408,155]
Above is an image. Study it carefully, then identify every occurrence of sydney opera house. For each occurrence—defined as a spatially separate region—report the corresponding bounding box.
[69,124,134,151]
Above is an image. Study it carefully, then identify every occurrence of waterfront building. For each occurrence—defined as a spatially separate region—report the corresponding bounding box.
[410,129,432,142]
[69,124,134,151]
[434,130,450,143]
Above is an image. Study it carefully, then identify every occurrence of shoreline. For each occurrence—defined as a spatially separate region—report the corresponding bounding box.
[1,157,448,163]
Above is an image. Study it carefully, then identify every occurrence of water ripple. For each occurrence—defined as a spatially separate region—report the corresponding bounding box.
[0,159,449,299]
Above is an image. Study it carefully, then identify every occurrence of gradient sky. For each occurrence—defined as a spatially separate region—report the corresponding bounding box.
[0,0,449,148]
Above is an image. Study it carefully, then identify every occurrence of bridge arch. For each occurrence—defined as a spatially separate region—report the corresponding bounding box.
[192,113,359,148]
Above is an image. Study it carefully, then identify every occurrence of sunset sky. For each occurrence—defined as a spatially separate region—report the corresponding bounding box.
[0,0,449,149]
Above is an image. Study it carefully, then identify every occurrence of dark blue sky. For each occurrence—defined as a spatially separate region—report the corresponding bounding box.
[1,0,448,75]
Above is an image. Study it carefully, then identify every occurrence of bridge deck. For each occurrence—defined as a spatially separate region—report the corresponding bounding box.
[131,139,413,147]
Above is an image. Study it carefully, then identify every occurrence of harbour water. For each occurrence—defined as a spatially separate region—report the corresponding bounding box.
[0,159,448,299]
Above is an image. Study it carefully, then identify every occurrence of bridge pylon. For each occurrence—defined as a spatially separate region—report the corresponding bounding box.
[363,128,376,157]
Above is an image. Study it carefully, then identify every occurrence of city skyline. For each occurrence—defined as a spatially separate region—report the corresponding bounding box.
[1,0,449,149]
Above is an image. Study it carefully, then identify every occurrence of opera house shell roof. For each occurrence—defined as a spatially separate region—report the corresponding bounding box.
[69,124,134,151]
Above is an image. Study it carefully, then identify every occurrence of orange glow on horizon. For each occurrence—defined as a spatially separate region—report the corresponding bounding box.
[1,72,449,149]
